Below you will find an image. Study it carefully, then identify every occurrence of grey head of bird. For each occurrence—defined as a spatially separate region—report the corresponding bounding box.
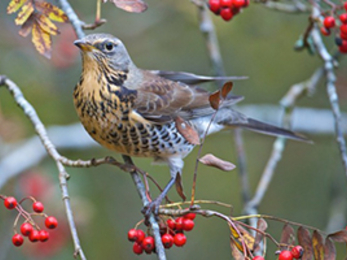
[74,33,134,72]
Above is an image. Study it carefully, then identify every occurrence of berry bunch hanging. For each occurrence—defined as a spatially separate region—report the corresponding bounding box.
[208,0,249,21]
[320,2,347,53]
[127,212,196,255]
[1,195,58,247]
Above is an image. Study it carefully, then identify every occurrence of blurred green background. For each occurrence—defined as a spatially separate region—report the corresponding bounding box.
[0,0,347,259]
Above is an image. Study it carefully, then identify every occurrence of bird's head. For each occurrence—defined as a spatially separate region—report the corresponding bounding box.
[74,33,134,72]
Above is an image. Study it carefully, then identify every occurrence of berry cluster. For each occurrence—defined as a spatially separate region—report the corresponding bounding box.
[2,196,58,247]
[208,0,249,21]
[320,2,347,53]
[277,246,304,260]
[128,212,196,255]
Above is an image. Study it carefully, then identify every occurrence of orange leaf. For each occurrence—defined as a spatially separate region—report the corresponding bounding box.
[230,238,246,260]
[109,0,148,13]
[221,82,233,99]
[175,116,200,145]
[199,153,236,172]
[15,1,34,25]
[312,230,324,260]
[19,14,34,37]
[35,13,59,35]
[209,90,221,110]
[32,23,52,58]
[35,1,68,23]
[7,0,27,14]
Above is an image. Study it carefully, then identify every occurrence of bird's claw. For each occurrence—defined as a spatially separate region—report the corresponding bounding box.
[141,199,162,224]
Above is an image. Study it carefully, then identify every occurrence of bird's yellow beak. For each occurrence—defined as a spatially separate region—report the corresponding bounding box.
[74,39,95,52]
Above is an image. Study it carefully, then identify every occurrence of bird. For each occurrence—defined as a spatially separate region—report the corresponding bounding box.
[73,33,308,216]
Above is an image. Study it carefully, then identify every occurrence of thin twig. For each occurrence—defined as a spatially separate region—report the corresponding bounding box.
[0,76,87,260]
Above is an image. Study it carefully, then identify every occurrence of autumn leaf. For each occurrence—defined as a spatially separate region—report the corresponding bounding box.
[324,238,336,260]
[327,229,347,243]
[18,14,34,37]
[199,153,236,171]
[221,81,233,99]
[209,90,221,110]
[312,230,324,260]
[35,13,59,35]
[35,1,68,22]
[280,224,295,250]
[297,226,313,260]
[32,23,52,58]
[253,218,268,252]
[175,116,200,145]
[108,0,148,13]
[15,1,34,25]
[230,238,246,260]
[7,0,27,14]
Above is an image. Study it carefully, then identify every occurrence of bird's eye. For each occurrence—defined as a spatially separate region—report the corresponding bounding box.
[105,42,114,51]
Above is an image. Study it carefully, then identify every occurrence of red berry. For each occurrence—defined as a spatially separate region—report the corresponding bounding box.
[340,13,347,24]
[45,216,58,229]
[184,212,196,220]
[341,31,347,40]
[243,0,250,7]
[252,256,265,260]
[220,8,233,21]
[291,245,304,259]
[320,27,331,36]
[128,228,138,242]
[174,233,187,247]
[32,201,44,213]
[167,219,176,230]
[183,218,195,231]
[39,230,49,242]
[133,242,143,255]
[142,236,155,253]
[278,250,293,260]
[12,234,24,247]
[341,24,347,35]
[161,233,174,249]
[4,197,17,209]
[209,0,221,13]
[29,230,40,242]
[220,0,233,8]
[324,16,336,29]
[136,229,145,243]
[175,217,185,231]
[20,222,33,236]
[344,2,347,12]
[233,0,246,8]
[339,40,347,53]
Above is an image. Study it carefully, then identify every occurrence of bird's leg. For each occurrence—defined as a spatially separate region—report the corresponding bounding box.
[141,176,176,220]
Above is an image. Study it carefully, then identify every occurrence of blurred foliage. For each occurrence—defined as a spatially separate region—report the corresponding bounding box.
[0,0,347,259]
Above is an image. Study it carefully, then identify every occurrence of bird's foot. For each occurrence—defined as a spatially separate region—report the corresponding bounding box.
[141,197,163,224]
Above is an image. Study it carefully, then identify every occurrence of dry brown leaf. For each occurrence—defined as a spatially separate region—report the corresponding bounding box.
[15,1,34,25]
[199,153,236,172]
[324,238,336,260]
[209,90,221,110]
[175,116,200,145]
[328,230,347,243]
[32,23,52,58]
[221,82,233,99]
[7,0,27,14]
[297,226,313,260]
[253,218,268,252]
[18,14,34,37]
[109,0,148,13]
[35,13,59,35]
[280,224,295,249]
[230,238,246,260]
[312,230,324,260]
[35,1,68,22]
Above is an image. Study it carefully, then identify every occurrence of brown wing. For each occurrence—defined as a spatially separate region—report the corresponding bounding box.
[129,70,244,123]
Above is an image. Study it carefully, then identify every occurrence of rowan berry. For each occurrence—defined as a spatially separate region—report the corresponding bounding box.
[32,201,44,213]
[291,245,304,259]
[340,13,347,24]
[175,217,185,231]
[220,8,233,21]
[20,222,33,236]
[183,218,195,231]
[252,256,265,260]
[341,32,347,40]
[233,0,246,8]
[161,233,174,249]
[4,197,17,209]
[278,250,293,260]
[320,27,331,36]
[220,0,233,8]
[209,0,221,13]
[167,219,176,230]
[142,236,155,252]
[184,212,196,220]
[344,1,347,12]
[324,16,336,29]
[136,229,145,243]
[128,228,138,242]
[339,40,347,53]
[174,233,187,247]
[133,242,143,255]
[12,234,24,247]
[39,230,49,242]
[340,24,347,34]
[29,230,40,242]
[45,216,58,229]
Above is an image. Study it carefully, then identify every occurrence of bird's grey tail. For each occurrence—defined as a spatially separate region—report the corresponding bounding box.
[231,118,311,143]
